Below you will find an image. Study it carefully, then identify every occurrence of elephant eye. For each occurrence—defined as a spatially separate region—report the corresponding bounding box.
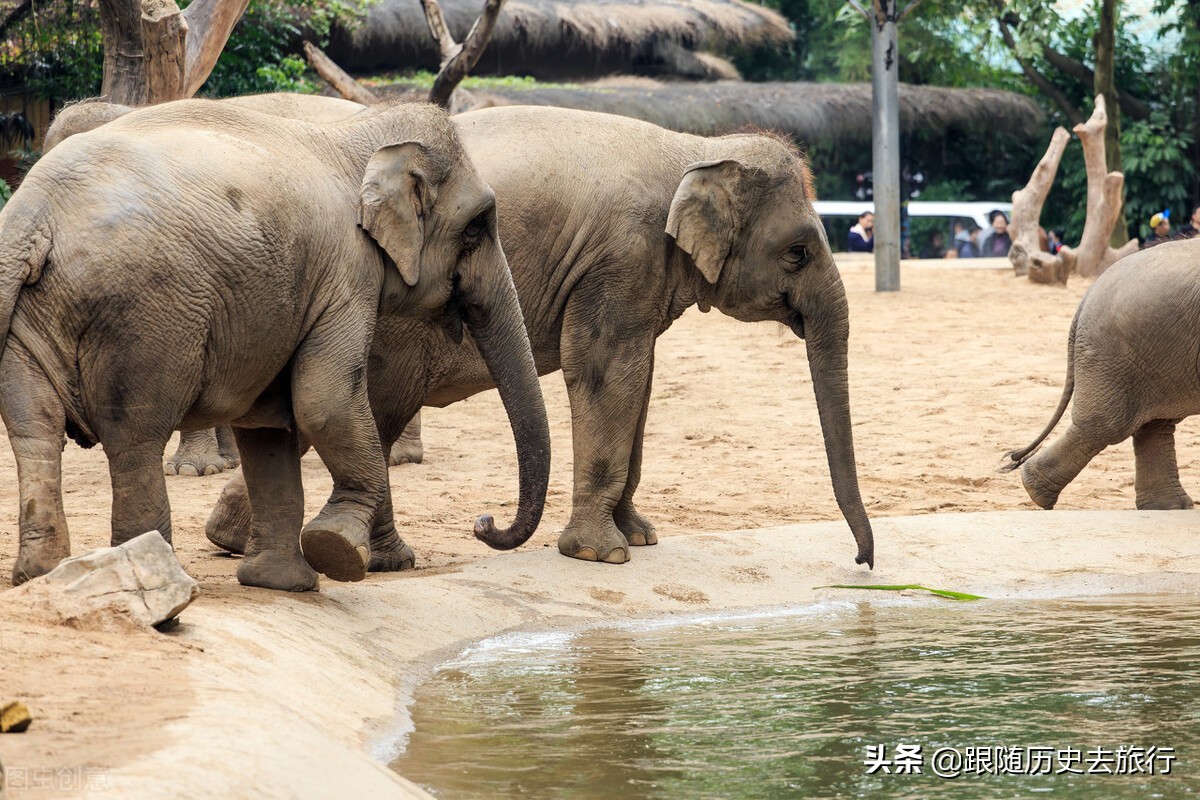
[783,244,810,269]
[460,212,489,254]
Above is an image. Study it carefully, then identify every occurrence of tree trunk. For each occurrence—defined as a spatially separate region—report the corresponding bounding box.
[99,0,248,106]
[1009,126,1069,277]
[1095,0,1128,246]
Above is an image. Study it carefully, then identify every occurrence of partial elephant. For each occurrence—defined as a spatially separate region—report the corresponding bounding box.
[1003,237,1200,509]
[211,103,874,568]
[44,94,369,477]
[0,98,549,590]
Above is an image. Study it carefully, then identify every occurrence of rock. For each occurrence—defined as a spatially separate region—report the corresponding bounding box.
[5,531,199,630]
[0,702,31,733]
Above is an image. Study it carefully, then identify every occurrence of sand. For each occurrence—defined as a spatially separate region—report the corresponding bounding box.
[1,260,1198,798]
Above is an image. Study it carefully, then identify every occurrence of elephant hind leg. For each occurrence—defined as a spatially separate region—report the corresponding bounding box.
[164,427,239,476]
[612,351,657,547]
[388,413,424,465]
[0,340,70,585]
[1133,419,1194,510]
[1021,422,1110,509]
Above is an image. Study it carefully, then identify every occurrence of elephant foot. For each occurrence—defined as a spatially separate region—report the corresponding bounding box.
[237,551,319,592]
[558,522,629,564]
[205,493,252,555]
[11,546,67,586]
[614,506,658,547]
[1020,460,1064,510]
[368,538,416,572]
[1136,491,1194,510]
[165,429,239,477]
[301,509,370,582]
[388,437,424,466]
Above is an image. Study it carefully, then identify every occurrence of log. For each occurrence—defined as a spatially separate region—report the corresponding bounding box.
[303,41,380,105]
[180,0,251,97]
[141,0,188,104]
[1009,126,1069,277]
[422,0,506,109]
[1059,95,1136,279]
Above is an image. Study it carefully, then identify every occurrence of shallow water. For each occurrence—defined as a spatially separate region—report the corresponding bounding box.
[391,596,1199,799]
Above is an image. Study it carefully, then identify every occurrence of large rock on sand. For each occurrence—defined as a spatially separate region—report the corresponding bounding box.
[3,532,199,630]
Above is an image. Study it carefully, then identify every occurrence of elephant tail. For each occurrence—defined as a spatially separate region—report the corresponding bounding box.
[0,197,53,357]
[999,304,1080,472]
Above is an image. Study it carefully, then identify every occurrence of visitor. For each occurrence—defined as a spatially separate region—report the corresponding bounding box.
[919,230,947,259]
[1046,229,1064,255]
[847,212,874,252]
[956,224,981,258]
[1179,205,1200,239]
[978,210,1013,257]
[1142,210,1172,248]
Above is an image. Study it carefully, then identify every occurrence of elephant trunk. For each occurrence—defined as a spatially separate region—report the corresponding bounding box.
[799,281,874,568]
[464,264,551,551]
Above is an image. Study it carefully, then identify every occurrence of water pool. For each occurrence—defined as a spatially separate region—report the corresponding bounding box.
[391,596,1198,799]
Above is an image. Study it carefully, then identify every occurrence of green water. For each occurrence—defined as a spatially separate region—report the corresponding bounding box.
[391,597,1199,799]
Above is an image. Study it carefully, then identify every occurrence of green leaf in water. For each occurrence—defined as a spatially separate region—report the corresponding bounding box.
[814,584,985,601]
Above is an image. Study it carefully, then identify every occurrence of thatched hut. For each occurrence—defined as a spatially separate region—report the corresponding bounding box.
[328,0,793,81]
[371,79,1045,144]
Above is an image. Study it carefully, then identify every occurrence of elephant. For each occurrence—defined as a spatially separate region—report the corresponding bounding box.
[43,94,369,478]
[51,97,874,568]
[0,98,550,591]
[1003,237,1200,510]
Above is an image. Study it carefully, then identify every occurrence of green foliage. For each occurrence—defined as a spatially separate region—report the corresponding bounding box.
[0,2,104,100]
[0,177,11,204]
[1122,111,1197,239]
[815,584,986,601]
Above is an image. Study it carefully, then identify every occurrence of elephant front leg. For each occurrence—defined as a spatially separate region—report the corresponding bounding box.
[560,306,656,564]
[1021,422,1109,509]
[233,426,318,591]
[164,427,240,476]
[1133,419,1194,510]
[612,352,658,547]
[292,319,386,583]
[0,341,71,585]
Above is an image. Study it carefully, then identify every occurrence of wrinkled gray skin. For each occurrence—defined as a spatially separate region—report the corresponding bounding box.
[2,99,550,590]
[1004,238,1200,510]
[44,94,367,477]
[54,97,874,568]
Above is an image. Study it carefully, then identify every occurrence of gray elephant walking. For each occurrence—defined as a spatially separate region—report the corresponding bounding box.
[1004,237,1200,510]
[0,98,549,590]
[207,103,874,569]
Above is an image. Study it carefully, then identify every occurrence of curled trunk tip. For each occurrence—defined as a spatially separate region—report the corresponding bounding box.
[474,513,534,550]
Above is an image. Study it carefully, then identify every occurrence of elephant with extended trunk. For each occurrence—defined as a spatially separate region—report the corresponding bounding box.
[1004,238,1200,510]
[0,99,549,591]
[212,103,873,568]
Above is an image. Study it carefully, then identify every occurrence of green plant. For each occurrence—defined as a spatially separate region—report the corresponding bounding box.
[1122,111,1197,240]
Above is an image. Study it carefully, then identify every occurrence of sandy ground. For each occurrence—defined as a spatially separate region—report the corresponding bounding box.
[2,260,1200,798]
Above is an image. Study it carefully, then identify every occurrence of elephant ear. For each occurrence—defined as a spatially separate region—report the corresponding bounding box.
[359,141,438,287]
[666,159,743,284]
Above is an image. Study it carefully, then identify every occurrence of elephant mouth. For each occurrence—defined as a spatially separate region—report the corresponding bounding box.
[789,311,806,339]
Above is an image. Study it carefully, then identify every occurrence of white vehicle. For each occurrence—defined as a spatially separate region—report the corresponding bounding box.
[814,200,1013,232]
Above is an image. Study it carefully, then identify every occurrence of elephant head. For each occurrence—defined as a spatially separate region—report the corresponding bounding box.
[666,138,874,567]
[358,126,550,551]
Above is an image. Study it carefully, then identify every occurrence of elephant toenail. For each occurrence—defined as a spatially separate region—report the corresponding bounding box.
[356,545,370,566]
[573,547,599,561]
[627,533,647,546]
[603,548,628,564]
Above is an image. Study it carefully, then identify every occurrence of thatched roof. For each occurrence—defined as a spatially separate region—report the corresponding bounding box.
[371,79,1046,143]
[328,0,793,80]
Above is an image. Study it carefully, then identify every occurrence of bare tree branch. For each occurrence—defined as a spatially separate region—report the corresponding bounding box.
[303,40,379,105]
[1010,126,1069,278]
[997,19,1085,127]
[426,0,505,109]
[180,0,251,97]
[1039,44,1150,121]
[419,0,459,63]
[0,0,32,41]
[845,0,870,19]
[898,0,924,22]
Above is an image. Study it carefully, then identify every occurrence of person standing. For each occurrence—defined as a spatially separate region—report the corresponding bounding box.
[978,210,1013,257]
[848,211,874,252]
